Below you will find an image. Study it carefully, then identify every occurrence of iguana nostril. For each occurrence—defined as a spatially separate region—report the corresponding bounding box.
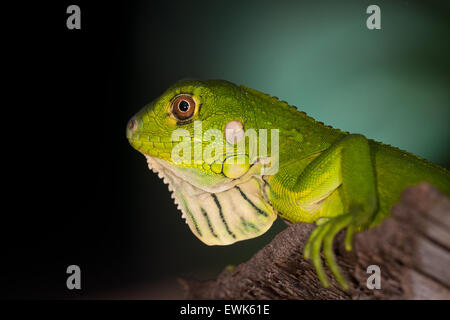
[128,118,138,131]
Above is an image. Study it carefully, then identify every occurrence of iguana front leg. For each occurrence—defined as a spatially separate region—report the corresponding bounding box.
[294,134,378,289]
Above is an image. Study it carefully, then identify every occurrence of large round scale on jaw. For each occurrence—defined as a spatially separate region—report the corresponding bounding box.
[223,154,250,179]
[225,120,244,144]
[210,161,223,174]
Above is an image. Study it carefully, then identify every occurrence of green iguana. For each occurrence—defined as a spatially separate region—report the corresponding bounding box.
[126,79,450,289]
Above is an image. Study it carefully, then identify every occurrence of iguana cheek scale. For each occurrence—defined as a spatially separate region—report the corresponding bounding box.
[127,79,450,289]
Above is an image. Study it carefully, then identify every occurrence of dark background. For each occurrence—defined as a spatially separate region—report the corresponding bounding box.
[3,0,449,299]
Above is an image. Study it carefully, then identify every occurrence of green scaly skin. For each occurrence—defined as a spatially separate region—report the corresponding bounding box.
[127,79,450,289]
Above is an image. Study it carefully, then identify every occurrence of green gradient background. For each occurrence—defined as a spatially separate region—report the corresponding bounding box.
[130,0,449,166]
[123,0,449,290]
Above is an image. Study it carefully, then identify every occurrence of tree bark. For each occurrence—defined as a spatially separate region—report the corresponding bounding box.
[180,183,450,299]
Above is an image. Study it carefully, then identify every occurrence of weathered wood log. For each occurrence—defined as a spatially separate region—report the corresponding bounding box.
[180,183,450,299]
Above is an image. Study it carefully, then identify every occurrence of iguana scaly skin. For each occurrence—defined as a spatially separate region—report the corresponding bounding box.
[127,79,450,289]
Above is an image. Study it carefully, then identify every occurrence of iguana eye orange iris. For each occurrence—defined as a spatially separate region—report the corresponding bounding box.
[171,94,195,120]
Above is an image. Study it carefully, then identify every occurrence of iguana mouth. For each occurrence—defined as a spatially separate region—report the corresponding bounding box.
[144,155,277,245]
[144,155,233,195]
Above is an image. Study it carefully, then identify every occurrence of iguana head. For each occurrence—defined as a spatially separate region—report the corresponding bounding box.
[127,79,278,245]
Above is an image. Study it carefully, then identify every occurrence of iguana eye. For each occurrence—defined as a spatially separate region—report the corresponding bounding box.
[171,95,196,121]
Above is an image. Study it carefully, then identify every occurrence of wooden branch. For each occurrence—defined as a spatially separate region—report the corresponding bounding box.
[180,183,450,299]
